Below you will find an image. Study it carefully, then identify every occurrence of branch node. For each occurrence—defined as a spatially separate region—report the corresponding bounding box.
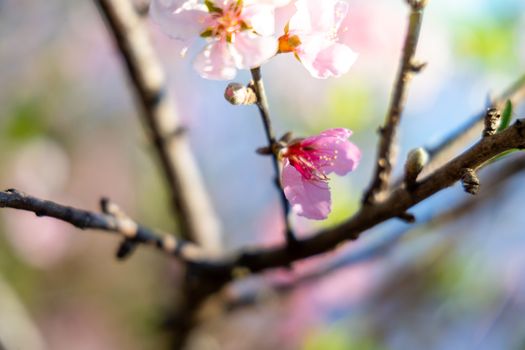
[408,60,427,73]
[116,238,138,260]
[100,197,111,214]
[461,168,480,195]
[407,0,428,10]
[279,132,294,143]
[134,1,149,16]
[515,119,525,137]
[483,108,501,137]
[256,146,273,155]
[398,212,416,223]
[100,198,125,218]
[168,126,187,139]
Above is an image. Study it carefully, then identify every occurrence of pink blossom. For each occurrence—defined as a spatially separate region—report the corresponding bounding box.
[280,128,361,220]
[277,0,358,79]
[151,0,290,80]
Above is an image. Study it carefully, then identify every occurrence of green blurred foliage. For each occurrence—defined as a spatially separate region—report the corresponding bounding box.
[0,234,43,307]
[323,81,378,132]
[304,325,386,350]
[2,99,48,142]
[298,78,381,137]
[431,249,502,313]
[452,15,520,70]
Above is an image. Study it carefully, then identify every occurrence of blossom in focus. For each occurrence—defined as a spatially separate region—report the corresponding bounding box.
[277,0,358,79]
[150,0,290,80]
[280,128,360,220]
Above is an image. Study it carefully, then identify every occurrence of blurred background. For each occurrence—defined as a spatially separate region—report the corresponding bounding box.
[0,0,524,349]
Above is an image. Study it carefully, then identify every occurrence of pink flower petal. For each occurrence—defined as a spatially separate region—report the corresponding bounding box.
[245,0,291,7]
[284,0,357,79]
[300,41,358,79]
[319,128,352,138]
[302,128,360,175]
[193,41,237,80]
[242,4,276,36]
[333,0,350,31]
[289,0,343,33]
[317,139,361,176]
[232,32,278,69]
[282,162,331,220]
[150,0,209,42]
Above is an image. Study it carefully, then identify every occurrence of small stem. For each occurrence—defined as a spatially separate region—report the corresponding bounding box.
[363,1,427,204]
[0,189,203,261]
[250,67,296,246]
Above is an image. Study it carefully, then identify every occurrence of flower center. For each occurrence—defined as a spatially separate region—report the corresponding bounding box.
[278,34,302,54]
[201,1,251,43]
[283,143,338,182]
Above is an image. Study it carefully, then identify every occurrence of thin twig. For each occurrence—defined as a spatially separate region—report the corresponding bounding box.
[420,74,525,178]
[0,189,209,261]
[250,67,296,246]
[363,0,428,204]
[95,0,222,251]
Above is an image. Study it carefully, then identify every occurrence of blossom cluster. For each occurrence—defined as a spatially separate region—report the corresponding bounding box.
[151,0,357,79]
[151,0,361,220]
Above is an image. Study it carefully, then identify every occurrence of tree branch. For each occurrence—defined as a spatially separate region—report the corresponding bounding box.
[95,0,222,251]
[0,189,210,262]
[0,186,191,262]
[250,67,295,245]
[363,0,428,204]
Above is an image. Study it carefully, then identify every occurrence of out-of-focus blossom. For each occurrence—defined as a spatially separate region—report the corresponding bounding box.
[150,0,290,79]
[280,128,360,220]
[278,0,357,78]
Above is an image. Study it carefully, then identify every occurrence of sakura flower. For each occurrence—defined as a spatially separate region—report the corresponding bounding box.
[280,128,361,220]
[151,0,290,79]
[277,0,358,79]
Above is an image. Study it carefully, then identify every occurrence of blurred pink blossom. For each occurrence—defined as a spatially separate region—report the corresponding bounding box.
[151,0,290,79]
[280,128,361,220]
[278,0,358,78]
[3,212,73,269]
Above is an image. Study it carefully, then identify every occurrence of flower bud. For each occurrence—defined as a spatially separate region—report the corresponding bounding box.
[404,147,429,189]
[224,83,257,106]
